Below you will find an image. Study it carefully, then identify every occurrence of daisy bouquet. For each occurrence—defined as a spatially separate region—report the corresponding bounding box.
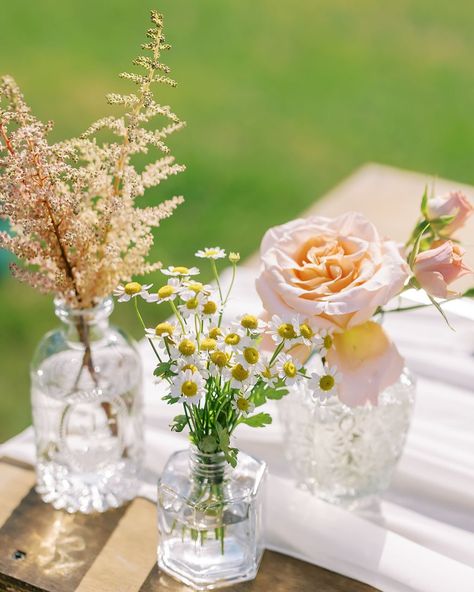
[115,247,335,467]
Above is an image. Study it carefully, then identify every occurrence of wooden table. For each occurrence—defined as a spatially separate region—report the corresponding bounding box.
[1,163,472,592]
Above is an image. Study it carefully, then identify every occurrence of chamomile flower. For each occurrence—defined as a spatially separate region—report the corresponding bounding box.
[276,353,302,386]
[234,336,262,369]
[145,321,176,340]
[229,252,240,264]
[259,353,279,388]
[147,278,181,303]
[179,291,206,318]
[267,314,299,343]
[234,313,266,333]
[315,329,334,356]
[180,281,213,300]
[232,393,255,417]
[208,348,231,377]
[162,265,200,277]
[219,325,246,348]
[195,247,226,260]
[170,336,199,359]
[297,318,318,346]
[171,369,205,406]
[113,282,152,303]
[229,363,256,391]
[176,358,208,380]
[309,366,342,401]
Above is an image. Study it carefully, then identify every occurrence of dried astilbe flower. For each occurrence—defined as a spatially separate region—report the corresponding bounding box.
[0,10,184,309]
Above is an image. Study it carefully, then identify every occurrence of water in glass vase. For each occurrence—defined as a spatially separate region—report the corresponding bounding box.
[158,447,266,590]
[31,297,143,513]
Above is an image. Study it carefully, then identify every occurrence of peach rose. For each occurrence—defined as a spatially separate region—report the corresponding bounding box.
[414,240,471,299]
[427,191,473,236]
[256,212,409,331]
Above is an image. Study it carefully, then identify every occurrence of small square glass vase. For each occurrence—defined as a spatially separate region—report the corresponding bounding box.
[157,446,266,590]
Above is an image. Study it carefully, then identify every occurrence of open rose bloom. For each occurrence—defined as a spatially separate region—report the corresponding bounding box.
[256,212,410,407]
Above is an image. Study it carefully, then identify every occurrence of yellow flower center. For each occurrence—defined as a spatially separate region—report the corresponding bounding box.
[323,335,333,350]
[172,266,189,274]
[236,397,250,412]
[205,249,219,257]
[158,285,175,299]
[181,381,198,397]
[210,351,228,368]
[208,327,222,339]
[300,323,314,339]
[186,297,199,310]
[155,322,174,336]
[200,337,217,351]
[124,282,141,295]
[203,301,217,315]
[178,339,196,356]
[229,252,240,263]
[283,360,297,378]
[182,364,198,373]
[319,374,335,391]
[243,347,259,364]
[187,282,203,293]
[225,333,241,346]
[278,323,296,339]
[231,364,249,382]
[241,314,258,330]
[262,367,272,379]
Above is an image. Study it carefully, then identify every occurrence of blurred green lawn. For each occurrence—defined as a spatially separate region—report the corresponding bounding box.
[1,0,474,441]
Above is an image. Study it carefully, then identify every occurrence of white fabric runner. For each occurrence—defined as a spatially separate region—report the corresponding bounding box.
[2,267,474,591]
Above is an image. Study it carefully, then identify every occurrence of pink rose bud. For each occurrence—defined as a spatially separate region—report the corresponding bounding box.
[414,240,471,298]
[427,191,473,236]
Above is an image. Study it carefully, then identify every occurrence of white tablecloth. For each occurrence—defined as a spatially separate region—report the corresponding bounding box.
[2,268,474,592]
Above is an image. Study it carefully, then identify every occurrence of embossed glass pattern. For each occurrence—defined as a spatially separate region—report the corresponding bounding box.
[31,297,143,513]
[280,369,415,505]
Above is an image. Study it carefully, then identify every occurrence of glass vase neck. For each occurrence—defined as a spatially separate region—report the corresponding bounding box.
[189,445,230,484]
[54,297,113,344]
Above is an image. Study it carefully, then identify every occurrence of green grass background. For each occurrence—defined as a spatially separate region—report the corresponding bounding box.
[1,0,474,441]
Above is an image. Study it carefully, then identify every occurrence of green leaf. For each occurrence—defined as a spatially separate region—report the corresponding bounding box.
[215,423,230,454]
[266,386,289,400]
[162,394,179,405]
[408,221,430,269]
[154,361,176,379]
[240,412,272,428]
[427,294,454,331]
[463,288,474,298]
[420,186,428,218]
[170,414,187,432]
[199,435,218,453]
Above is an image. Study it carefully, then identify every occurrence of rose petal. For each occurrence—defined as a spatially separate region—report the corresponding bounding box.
[327,321,404,407]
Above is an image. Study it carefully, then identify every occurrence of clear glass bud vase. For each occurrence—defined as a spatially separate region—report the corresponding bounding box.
[30,297,143,513]
[280,368,416,506]
[157,446,266,590]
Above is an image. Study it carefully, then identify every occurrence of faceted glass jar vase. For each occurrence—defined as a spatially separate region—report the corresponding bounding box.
[30,297,143,513]
[158,446,266,590]
[280,368,416,506]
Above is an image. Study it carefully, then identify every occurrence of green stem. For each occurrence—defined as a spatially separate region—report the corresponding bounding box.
[133,297,162,362]
[211,260,223,302]
[170,300,186,333]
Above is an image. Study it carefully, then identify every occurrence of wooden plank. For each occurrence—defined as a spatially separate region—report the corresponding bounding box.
[0,478,127,592]
[76,498,158,592]
[139,552,378,592]
[0,462,36,526]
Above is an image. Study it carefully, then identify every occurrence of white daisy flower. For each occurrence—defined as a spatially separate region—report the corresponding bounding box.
[235,339,263,371]
[146,278,181,303]
[233,313,267,333]
[218,326,246,349]
[208,348,231,377]
[229,363,257,391]
[170,336,199,359]
[178,291,207,318]
[113,282,152,303]
[315,329,335,356]
[276,353,303,386]
[175,358,209,380]
[267,314,299,343]
[309,366,342,401]
[180,280,213,300]
[232,393,255,417]
[145,321,176,340]
[171,369,205,406]
[259,353,280,388]
[295,317,318,347]
[162,265,200,277]
[195,247,226,260]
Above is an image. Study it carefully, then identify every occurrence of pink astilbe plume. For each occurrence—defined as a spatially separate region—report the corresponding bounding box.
[0,10,184,308]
